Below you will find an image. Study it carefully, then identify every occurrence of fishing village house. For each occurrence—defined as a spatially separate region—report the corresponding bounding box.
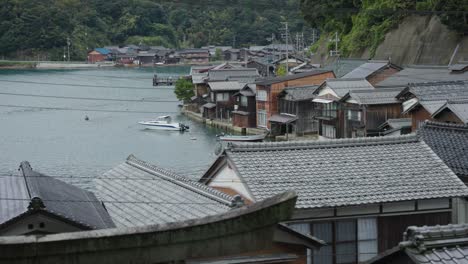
[93,155,325,264]
[431,99,468,125]
[274,85,320,138]
[311,78,375,138]
[341,60,402,86]
[395,81,468,131]
[232,84,257,130]
[255,70,335,130]
[223,48,241,61]
[368,224,468,264]
[0,161,115,236]
[200,135,468,264]
[246,58,275,77]
[338,88,405,137]
[178,49,210,64]
[418,121,468,184]
[378,118,412,136]
[87,48,111,63]
[272,55,306,72]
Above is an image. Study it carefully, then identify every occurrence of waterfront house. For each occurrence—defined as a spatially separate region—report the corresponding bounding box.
[312,78,374,138]
[200,135,468,264]
[246,58,275,77]
[418,121,468,184]
[339,87,405,137]
[87,48,111,63]
[431,99,468,124]
[94,155,325,264]
[368,224,468,264]
[0,161,115,236]
[396,81,468,131]
[232,84,257,129]
[378,118,412,136]
[179,49,210,64]
[275,85,320,137]
[255,70,335,129]
[341,60,402,86]
[136,52,156,65]
[205,81,246,120]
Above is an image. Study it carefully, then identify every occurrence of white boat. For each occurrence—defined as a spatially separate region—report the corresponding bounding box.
[217,133,267,142]
[138,116,189,131]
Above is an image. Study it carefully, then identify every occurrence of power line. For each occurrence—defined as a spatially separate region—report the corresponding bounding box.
[0,91,179,103]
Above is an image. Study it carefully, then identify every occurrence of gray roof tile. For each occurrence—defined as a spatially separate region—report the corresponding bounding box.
[207,68,259,82]
[343,87,403,105]
[0,162,114,230]
[222,135,468,209]
[342,61,396,79]
[322,78,375,97]
[96,155,235,227]
[378,66,468,87]
[208,81,245,91]
[433,100,468,123]
[402,81,468,101]
[322,58,368,78]
[280,85,319,101]
[418,121,468,178]
[255,70,333,86]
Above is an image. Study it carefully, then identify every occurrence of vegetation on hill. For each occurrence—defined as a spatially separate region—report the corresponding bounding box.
[0,0,312,60]
[300,0,468,57]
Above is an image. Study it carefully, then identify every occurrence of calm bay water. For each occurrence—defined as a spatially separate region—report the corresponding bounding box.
[0,67,223,190]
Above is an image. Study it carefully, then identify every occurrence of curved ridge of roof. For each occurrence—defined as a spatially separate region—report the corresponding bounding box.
[125,155,235,206]
[227,134,419,152]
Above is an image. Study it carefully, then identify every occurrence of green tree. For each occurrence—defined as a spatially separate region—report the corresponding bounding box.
[212,48,223,61]
[174,78,194,103]
[276,64,287,76]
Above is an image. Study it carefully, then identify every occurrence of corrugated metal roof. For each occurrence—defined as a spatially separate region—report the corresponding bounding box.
[0,162,115,230]
[96,155,234,227]
[219,135,468,209]
[342,61,392,79]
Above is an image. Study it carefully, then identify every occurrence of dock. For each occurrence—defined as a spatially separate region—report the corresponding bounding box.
[153,74,178,86]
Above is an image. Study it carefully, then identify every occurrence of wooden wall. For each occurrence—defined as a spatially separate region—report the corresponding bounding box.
[367,67,400,86]
[410,107,432,131]
[434,109,464,124]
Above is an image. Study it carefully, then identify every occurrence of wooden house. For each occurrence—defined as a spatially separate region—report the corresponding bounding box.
[200,135,468,264]
[87,48,110,63]
[431,100,468,125]
[179,49,210,64]
[339,88,405,137]
[396,81,468,132]
[207,81,246,120]
[232,84,257,129]
[368,224,468,264]
[255,70,335,129]
[223,49,240,61]
[246,59,275,77]
[0,161,115,236]
[275,85,320,137]
[312,78,374,138]
[342,60,402,86]
[378,118,412,136]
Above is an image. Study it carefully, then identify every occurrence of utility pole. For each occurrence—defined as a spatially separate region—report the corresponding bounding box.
[280,22,289,74]
[67,37,71,62]
[311,29,318,44]
[329,32,340,57]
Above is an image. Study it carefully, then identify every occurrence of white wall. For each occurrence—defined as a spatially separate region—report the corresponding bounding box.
[208,164,254,201]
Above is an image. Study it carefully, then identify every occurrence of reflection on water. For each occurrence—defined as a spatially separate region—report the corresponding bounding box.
[0,67,227,190]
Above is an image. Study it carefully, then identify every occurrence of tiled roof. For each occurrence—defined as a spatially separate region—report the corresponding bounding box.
[400,224,468,264]
[401,81,468,101]
[221,135,468,209]
[207,68,259,82]
[208,81,245,91]
[419,100,447,115]
[96,155,236,227]
[342,61,398,79]
[418,121,468,177]
[322,78,375,97]
[202,103,216,109]
[280,85,319,101]
[0,162,115,230]
[342,87,403,105]
[433,100,468,123]
[377,66,468,87]
[255,70,333,86]
[379,118,412,130]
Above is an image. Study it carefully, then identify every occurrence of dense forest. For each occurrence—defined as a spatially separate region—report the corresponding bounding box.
[300,0,468,57]
[0,0,311,60]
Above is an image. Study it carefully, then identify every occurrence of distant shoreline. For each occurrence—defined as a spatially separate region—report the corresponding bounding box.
[0,61,218,70]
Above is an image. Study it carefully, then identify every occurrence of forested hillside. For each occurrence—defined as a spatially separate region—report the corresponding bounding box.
[0,0,310,60]
[300,0,467,57]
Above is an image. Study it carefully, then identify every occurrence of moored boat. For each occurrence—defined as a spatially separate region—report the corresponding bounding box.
[138,116,189,131]
[217,133,267,142]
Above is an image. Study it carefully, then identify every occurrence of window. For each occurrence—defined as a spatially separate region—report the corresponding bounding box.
[216,93,230,102]
[240,96,248,107]
[289,223,312,264]
[322,124,336,138]
[348,110,361,121]
[311,218,378,264]
[322,103,337,118]
[257,110,267,127]
[257,90,267,101]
